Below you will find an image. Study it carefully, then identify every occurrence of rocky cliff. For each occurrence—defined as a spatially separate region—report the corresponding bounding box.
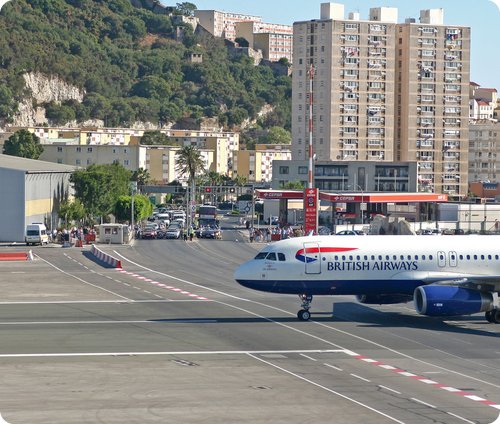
[13,72,85,127]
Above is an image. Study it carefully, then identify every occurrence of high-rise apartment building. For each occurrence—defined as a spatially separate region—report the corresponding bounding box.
[292,3,471,196]
[397,9,470,196]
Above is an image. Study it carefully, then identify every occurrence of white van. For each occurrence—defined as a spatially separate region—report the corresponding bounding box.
[25,223,49,246]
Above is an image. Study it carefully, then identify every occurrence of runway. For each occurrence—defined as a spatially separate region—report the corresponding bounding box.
[0,235,498,423]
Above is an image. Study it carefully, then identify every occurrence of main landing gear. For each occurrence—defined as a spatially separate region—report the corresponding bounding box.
[297,294,313,321]
[485,308,500,324]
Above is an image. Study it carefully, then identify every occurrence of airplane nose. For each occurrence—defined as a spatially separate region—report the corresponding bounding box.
[234,261,251,282]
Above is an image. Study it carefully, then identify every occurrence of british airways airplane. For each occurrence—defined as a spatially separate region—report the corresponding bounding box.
[234,235,500,322]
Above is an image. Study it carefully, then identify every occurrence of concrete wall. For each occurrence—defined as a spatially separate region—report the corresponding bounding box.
[0,168,25,242]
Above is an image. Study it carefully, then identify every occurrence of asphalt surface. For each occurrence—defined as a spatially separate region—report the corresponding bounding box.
[0,216,498,423]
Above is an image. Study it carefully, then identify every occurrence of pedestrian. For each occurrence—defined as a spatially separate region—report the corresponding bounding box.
[189,227,194,241]
[183,228,187,241]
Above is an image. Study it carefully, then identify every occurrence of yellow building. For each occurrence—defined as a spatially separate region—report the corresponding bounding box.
[233,144,292,182]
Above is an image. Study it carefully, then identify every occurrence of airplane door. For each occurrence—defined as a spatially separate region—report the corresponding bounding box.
[303,242,321,274]
[449,251,458,267]
[437,251,446,267]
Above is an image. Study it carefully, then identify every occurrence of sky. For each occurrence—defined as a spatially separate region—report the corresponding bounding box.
[171,0,500,89]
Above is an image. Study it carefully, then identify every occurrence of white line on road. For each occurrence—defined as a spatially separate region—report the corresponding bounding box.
[248,353,405,424]
[300,353,317,361]
[350,373,371,383]
[378,385,401,395]
[411,397,436,409]
[324,363,343,372]
[446,411,476,424]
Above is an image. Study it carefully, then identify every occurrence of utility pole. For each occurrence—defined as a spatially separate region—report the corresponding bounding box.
[308,64,315,189]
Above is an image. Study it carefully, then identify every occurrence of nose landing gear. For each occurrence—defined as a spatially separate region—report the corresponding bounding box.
[297,294,313,321]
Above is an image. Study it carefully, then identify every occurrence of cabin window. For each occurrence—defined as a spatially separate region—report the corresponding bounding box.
[364,255,368,260]
[480,255,485,260]
[488,255,492,260]
[334,255,339,260]
[393,255,397,260]
[495,255,499,260]
[266,253,277,261]
[400,255,404,260]
[473,255,478,260]
[459,255,463,260]
[342,255,346,260]
[378,255,383,260]
[385,255,390,260]
[407,255,412,260]
[466,255,471,260]
[422,255,426,260]
[255,252,269,259]
[429,255,433,260]
[349,255,353,260]
[371,255,375,260]
[356,255,361,260]
[278,253,286,261]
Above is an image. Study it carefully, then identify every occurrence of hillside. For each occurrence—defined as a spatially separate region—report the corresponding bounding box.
[0,0,291,130]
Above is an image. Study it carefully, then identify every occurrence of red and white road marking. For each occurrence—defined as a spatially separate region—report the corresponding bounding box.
[346,352,500,411]
[118,269,208,300]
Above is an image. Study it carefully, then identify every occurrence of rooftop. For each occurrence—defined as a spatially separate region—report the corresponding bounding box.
[0,154,77,173]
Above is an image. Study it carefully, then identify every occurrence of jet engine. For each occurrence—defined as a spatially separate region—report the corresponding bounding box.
[414,285,493,317]
[356,294,413,305]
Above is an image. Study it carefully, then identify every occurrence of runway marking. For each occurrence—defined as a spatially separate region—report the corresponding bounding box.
[0,318,218,326]
[411,398,436,409]
[351,354,500,412]
[351,373,371,383]
[0,349,347,358]
[248,353,405,424]
[300,353,317,361]
[446,412,475,424]
[113,261,209,301]
[111,250,500,412]
[378,385,401,395]
[324,363,343,372]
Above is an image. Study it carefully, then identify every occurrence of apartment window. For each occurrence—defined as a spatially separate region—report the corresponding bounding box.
[279,166,289,174]
[298,166,308,174]
[124,160,129,166]
[87,147,93,153]
[76,159,81,165]
[76,147,81,153]
[345,35,358,42]
[86,159,92,165]
[57,146,63,152]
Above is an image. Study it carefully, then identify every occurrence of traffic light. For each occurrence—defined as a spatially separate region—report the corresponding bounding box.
[205,187,212,193]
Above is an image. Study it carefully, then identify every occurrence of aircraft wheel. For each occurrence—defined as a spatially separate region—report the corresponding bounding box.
[297,309,311,321]
[486,311,494,323]
[493,309,500,324]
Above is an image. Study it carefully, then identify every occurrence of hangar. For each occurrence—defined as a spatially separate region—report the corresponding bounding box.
[0,155,76,242]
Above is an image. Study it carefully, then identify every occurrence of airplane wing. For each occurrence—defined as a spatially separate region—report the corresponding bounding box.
[394,271,500,293]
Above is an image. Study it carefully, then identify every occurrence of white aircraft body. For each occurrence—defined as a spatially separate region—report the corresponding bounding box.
[234,235,500,322]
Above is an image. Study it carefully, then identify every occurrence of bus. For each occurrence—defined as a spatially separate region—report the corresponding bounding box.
[197,205,218,227]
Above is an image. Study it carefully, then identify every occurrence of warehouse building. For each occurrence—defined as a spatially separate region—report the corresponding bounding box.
[0,155,76,242]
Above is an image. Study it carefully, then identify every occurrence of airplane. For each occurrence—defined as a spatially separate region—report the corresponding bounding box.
[234,234,500,322]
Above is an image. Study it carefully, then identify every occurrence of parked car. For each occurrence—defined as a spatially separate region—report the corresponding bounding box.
[198,225,221,239]
[165,225,181,239]
[336,230,366,236]
[142,224,158,239]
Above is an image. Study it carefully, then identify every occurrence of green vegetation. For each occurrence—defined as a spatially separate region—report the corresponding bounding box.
[3,129,44,159]
[70,163,133,220]
[0,1,291,130]
[114,194,153,222]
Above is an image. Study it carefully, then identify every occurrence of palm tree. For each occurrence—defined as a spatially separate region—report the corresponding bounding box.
[176,146,205,227]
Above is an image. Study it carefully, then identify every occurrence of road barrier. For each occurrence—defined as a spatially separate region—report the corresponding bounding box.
[0,252,31,261]
[90,245,122,268]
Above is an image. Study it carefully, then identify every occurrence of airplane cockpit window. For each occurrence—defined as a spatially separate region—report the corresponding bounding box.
[278,253,286,261]
[266,252,277,261]
[255,252,269,259]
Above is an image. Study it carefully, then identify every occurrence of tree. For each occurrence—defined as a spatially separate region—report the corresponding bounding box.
[282,181,305,190]
[3,129,44,159]
[131,167,151,187]
[114,194,153,223]
[175,2,197,16]
[58,199,86,227]
[260,126,291,145]
[176,146,205,226]
[235,37,249,47]
[139,131,180,146]
[70,163,132,221]
[175,145,205,184]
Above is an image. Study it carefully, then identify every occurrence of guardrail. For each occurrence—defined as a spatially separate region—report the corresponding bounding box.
[90,245,122,268]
